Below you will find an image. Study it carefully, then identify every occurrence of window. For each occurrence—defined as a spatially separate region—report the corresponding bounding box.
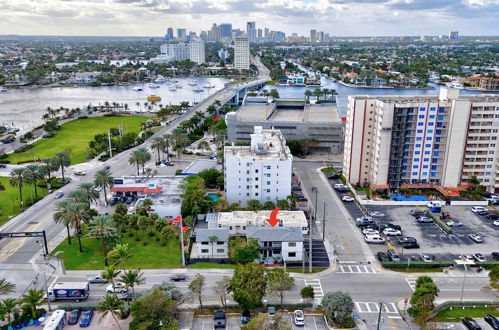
[255,169,259,173]
[417,129,423,133]
[427,129,433,133]
[416,144,422,148]
[201,242,209,245]
[423,158,429,162]
[424,151,430,155]
[486,165,492,168]
[216,249,225,253]
[255,193,259,196]
[265,165,271,169]
[420,107,426,111]
[419,115,425,119]
[431,165,437,170]
[255,185,259,188]
[414,151,420,155]
[437,122,443,128]
[288,242,296,247]
[288,252,296,258]
[422,172,428,176]
[246,185,250,189]
[425,144,431,147]
[413,165,419,169]
[412,171,418,175]
[428,122,434,126]
[429,115,435,119]
[255,177,259,181]
[433,151,439,156]
[430,107,436,111]
[431,172,437,177]
[217,241,224,245]
[438,107,445,113]
[418,122,424,126]
[414,158,420,162]
[423,165,428,169]
[266,189,270,192]
[267,181,271,185]
[435,137,441,142]
[201,249,209,253]
[438,115,444,120]
[426,137,432,141]
[416,137,422,141]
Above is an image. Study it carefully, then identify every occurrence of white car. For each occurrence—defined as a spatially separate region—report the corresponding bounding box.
[417,216,433,223]
[364,235,385,244]
[461,255,474,262]
[471,206,487,213]
[341,195,355,202]
[293,310,305,326]
[362,228,379,235]
[419,254,433,263]
[468,234,484,243]
[370,211,385,218]
[473,253,486,262]
[106,282,128,294]
[383,228,402,236]
[494,220,499,227]
[446,220,463,227]
[333,183,344,189]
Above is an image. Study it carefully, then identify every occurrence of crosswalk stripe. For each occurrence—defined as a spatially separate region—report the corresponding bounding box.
[304,279,324,297]
[338,265,377,274]
[406,278,417,291]
[354,302,399,314]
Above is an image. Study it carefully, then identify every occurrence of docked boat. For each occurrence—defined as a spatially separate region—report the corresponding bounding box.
[187,80,197,86]
[169,86,177,91]
[147,95,161,102]
[176,84,183,88]
[169,79,178,83]
[203,82,214,88]
[192,87,204,92]
[131,86,143,91]
[154,75,167,84]
[0,87,7,92]
[148,83,160,89]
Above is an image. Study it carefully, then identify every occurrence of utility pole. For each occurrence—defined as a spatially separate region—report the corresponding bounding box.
[310,186,318,273]
[460,264,468,305]
[376,301,383,330]
[180,216,185,267]
[322,201,326,242]
[107,129,113,158]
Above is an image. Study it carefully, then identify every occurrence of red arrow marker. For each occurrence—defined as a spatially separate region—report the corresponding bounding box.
[267,208,281,227]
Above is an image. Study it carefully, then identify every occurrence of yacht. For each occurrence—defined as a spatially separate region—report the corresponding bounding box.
[192,86,204,92]
[203,82,214,88]
[148,83,160,89]
[0,87,7,92]
[147,95,161,102]
[154,75,167,84]
[187,80,197,86]
[131,86,143,91]
[169,85,177,91]
[176,84,183,88]
[169,78,178,83]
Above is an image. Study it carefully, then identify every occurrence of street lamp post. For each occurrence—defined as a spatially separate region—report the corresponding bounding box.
[376,301,383,330]
[310,187,318,273]
[460,264,468,305]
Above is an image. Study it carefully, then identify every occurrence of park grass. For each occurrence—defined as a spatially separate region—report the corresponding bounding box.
[0,176,49,226]
[432,306,499,322]
[51,234,181,270]
[8,116,147,164]
[188,262,236,269]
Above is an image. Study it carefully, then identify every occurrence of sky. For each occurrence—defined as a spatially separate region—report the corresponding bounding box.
[0,0,498,37]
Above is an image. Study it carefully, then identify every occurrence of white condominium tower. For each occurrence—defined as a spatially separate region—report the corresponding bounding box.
[234,36,250,71]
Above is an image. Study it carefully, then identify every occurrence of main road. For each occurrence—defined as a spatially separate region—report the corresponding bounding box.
[0,57,270,296]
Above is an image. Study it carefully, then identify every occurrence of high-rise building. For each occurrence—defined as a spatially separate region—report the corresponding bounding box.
[343,88,499,192]
[219,23,233,40]
[310,29,317,43]
[234,35,250,70]
[273,31,285,43]
[177,28,187,40]
[264,27,270,38]
[257,29,263,38]
[224,126,292,206]
[449,31,459,40]
[188,39,205,64]
[247,21,257,43]
[166,27,174,40]
[208,24,219,42]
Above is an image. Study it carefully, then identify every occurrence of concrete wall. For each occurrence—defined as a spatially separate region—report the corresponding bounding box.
[448,201,488,206]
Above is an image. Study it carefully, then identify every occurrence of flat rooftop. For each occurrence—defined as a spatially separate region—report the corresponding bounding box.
[238,104,270,121]
[270,109,303,122]
[225,128,292,161]
[305,104,341,122]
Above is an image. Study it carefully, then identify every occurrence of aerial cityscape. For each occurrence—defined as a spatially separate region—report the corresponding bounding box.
[0,1,498,329]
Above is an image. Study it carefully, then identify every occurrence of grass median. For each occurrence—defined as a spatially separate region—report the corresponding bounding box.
[432,306,499,322]
[51,235,181,270]
[8,115,147,164]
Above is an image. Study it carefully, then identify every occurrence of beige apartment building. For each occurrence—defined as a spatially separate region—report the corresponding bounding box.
[343,88,499,193]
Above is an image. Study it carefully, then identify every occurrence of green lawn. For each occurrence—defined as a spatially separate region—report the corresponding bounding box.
[8,116,147,164]
[188,262,236,269]
[51,234,181,270]
[0,176,49,226]
[432,306,499,322]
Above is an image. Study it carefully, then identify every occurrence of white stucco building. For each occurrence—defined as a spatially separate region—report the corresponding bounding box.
[234,36,250,70]
[224,126,292,206]
[247,227,303,262]
[152,39,205,64]
[188,39,206,65]
[195,229,229,259]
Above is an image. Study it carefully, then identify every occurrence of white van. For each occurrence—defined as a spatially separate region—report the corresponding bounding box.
[427,201,443,208]
[364,234,386,244]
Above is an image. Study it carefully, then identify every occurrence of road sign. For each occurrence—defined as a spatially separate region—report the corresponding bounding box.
[353,312,358,321]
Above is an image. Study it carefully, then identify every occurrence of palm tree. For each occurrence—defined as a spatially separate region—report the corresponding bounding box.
[108,244,133,272]
[54,201,90,252]
[94,168,114,204]
[97,295,124,330]
[151,137,164,163]
[0,279,15,295]
[128,150,142,176]
[55,151,71,183]
[180,101,190,109]
[78,182,100,205]
[304,89,312,101]
[198,141,210,154]
[88,215,117,266]
[24,165,44,198]
[67,189,90,205]
[1,298,18,323]
[19,289,44,318]
[41,157,59,182]
[322,88,329,100]
[162,134,173,161]
[9,168,28,206]
[312,88,322,102]
[208,235,218,259]
[137,148,151,174]
[53,200,74,245]
[101,267,121,288]
[119,269,145,299]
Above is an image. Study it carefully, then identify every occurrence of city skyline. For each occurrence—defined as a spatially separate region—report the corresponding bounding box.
[0,0,498,37]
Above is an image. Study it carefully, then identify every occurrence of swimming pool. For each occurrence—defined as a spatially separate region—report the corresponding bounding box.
[208,193,220,202]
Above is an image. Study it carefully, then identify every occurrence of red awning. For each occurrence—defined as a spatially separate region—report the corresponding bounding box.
[110,186,162,194]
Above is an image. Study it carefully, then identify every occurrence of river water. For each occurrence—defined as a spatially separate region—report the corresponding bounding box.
[0,77,228,131]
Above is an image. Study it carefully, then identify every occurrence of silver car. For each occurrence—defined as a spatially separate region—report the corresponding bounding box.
[294,310,305,326]
[87,275,108,284]
[468,234,483,243]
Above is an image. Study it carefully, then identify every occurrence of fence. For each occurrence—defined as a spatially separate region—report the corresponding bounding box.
[432,300,499,317]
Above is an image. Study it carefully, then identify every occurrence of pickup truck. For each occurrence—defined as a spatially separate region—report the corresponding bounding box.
[46,281,90,302]
[213,310,226,329]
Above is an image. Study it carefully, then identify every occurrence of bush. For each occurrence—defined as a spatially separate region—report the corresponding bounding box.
[128,232,134,238]
[321,167,336,173]
[148,231,155,237]
[382,261,454,269]
[175,169,183,175]
[475,261,499,269]
[142,242,148,246]
[14,144,33,153]
[103,113,121,117]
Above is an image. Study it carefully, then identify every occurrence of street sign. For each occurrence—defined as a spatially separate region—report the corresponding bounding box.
[353,312,358,321]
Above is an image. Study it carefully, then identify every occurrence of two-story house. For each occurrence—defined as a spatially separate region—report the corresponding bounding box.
[195,229,229,259]
[247,227,303,262]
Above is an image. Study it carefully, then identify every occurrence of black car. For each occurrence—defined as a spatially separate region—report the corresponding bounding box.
[327,173,340,179]
[213,310,226,329]
[385,223,402,231]
[0,164,6,168]
[410,210,424,217]
[68,309,81,325]
[486,213,499,220]
[484,314,499,329]
[170,274,187,282]
[492,252,499,261]
[377,252,389,262]
[462,317,482,330]
[477,210,489,216]
[398,237,419,249]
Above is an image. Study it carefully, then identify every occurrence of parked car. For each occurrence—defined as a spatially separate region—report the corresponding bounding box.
[79,309,94,327]
[333,183,345,189]
[387,249,400,262]
[240,310,251,325]
[341,195,355,202]
[492,252,499,261]
[410,210,425,217]
[462,317,482,330]
[160,160,174,166]
[473,253,486,262]
[267,306,276,317]
[385,223,402,231]
[461,255,475,262]
[377,252,389,262]
[369,211,385,218]
[477,210,489,216]
[494,220,499,227]
[398,237,419,249]
[68,309,81,325]
[294,310,305,326]
[383,228,402,236]
[73,170,86,176]
[55,191,64,199]
[485,213,499,220]
[419,254,432,263]
[87,275,108,284]
[447,220,463,227]
[364,235,385,244]
[106,282,128,294]
[417,216,433,223]
[468,234,484,243]
[0,164,7,168]
[356,216,375,227]
[170,274,187,282]
[213,310,226,329]
[362,228,379,235]
[471,206,487,213]
[484,314,499,329]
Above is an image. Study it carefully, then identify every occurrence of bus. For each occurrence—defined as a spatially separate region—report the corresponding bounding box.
[43,309,66,330]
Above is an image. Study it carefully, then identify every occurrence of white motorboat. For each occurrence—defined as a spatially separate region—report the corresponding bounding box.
[192,87,203,92]
[203,82,214,88]
[176,84,183,88]
[187,80,197,86]
[148,83,160,89]
[169,79,178,83]
[131,86,143,91]
[154,75,167,83]
[169,86,177,91]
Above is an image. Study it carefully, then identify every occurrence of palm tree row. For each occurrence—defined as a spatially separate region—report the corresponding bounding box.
[304,88,337,102]
[128,148,152,176]
[9,165,47,206]
[0,288,45,323]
